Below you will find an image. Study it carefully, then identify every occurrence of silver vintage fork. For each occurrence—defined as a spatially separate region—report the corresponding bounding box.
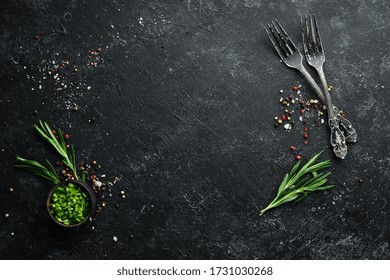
[265,19,348,159]
[301,15,357,143]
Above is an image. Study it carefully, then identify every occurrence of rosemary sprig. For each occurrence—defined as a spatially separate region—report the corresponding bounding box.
[259,151,334,216]
[15,157,60,184]
[34,120,78,180]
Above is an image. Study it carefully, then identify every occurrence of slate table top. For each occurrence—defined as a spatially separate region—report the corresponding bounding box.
[0,0,389,260]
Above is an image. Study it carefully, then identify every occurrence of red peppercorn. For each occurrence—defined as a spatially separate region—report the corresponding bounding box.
[34,34,40,40]
[97,47,103,53]
[293,86,298,91]
[281,115,287,121]
[295,155,301,160]
[52,129,56,134]
[64,133,70,140]
[304,140,309,145]
[300,109,305,114]
[304,133,309,138]
[290,145,295,151]
[304,127,310,132]
[66,144,70,148]
[65,167,69,171]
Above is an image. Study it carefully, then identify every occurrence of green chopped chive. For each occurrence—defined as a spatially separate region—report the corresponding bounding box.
[50,183,90,225]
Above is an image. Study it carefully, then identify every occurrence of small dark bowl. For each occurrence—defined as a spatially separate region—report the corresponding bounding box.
[47,180,96,228]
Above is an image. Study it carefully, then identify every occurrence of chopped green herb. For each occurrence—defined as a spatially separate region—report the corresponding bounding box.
[50,182,90,225]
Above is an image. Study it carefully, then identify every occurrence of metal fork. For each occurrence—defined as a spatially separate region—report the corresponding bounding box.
[301,15,357,144]
[264,19,348,159]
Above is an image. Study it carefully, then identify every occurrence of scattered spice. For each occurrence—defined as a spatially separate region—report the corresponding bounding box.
[295,155,301,160]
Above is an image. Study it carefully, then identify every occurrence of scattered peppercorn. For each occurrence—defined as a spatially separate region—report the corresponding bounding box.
[304,140,309,145]
[281,115,287,121]
[290,146,295,151]
[9,187,14,193]
[295,155,301,160]
[304,133,309,138]
[277,119,283,124]
[92,160,97,165]
[293,86,298,91]
[64,133,70,140]
[304,127,310,132]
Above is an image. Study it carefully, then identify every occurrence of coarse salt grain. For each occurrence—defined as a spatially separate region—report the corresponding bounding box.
[113,236,118,242]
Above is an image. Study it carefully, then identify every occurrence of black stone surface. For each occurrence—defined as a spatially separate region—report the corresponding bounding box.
[0,0,389,260]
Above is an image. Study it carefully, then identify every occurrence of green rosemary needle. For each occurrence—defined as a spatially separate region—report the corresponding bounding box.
[15,157,60,184]
[259,151,334,216]
[34,120,78,180]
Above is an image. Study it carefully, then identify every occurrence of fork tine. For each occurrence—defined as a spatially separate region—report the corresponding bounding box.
[306,15,314,55]
[274,19,297,52]
[312,14,323,53]
[270,21,293,56]
[302,15,313,56]
[264,24,285,60]
[301,16,310,57]
[309,14,320,53]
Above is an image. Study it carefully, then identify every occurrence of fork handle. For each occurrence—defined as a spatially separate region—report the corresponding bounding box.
[298,67,357,142]
[298,67,357,143]
[298,67,348,159]
[331,106,357,142]
[297,66,325,101]
[317,68,348,159]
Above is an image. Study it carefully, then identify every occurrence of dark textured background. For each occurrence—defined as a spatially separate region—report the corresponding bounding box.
[0,0,389,260]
